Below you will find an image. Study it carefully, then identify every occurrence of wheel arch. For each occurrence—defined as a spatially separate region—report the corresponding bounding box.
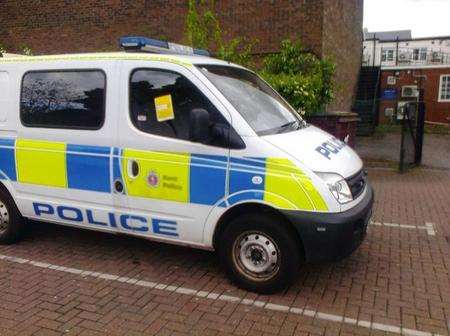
[212,202,304,256]
[0,180,22,216]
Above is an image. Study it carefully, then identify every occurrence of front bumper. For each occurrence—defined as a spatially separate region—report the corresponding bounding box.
[283,183,374,263]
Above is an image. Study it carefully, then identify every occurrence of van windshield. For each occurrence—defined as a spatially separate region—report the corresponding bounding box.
[197,65,305,136]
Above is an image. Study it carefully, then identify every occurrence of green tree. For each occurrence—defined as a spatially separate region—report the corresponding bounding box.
[184,0,256,67]
[183,4,336,114]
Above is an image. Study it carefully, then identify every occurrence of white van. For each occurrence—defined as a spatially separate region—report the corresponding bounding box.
[0,37,373,293]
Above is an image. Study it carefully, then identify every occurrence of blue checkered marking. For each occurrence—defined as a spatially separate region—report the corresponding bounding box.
[112,147,122,182]
[229,157,266,203]
[190,154,228,206]
[112,147,126,194]
[0,138,17,181]
[66,144,110,192]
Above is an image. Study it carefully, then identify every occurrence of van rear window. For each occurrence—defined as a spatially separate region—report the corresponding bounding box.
[20,70,106,130]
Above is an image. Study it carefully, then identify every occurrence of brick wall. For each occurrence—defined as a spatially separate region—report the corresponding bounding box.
[0,0,363,112]
[378,68,450,124]
[322,0,364,111]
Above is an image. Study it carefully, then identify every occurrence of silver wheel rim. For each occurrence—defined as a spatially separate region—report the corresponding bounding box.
[0,200,9,235]
[233,231,280,281]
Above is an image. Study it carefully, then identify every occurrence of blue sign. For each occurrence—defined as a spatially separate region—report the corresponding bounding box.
[382,89,397,100]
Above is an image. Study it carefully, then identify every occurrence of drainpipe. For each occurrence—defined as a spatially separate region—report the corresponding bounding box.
[372,35,377,67]
[396,37,399,66]
[372,34,376,67]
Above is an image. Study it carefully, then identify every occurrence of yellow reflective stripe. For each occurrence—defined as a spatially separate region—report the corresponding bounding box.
[16,139,67,188]
[296,175,328,211]
[264,158,328,211]
[0,53,193,67]
[122,149,190,203]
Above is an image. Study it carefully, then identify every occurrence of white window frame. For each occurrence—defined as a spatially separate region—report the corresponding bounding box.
[438,74,450,102]
[387,76,396,85]
[381,48,395,62]
[413,48,427,61]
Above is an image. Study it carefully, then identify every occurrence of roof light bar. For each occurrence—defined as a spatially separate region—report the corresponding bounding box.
[119,36,210,57]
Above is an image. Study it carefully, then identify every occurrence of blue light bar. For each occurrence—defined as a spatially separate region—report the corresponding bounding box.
[193,48,210,57]
[119,36,168,49]
[119,36,210,57]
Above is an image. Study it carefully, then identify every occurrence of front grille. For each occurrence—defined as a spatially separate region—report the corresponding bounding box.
[346,169,366,199]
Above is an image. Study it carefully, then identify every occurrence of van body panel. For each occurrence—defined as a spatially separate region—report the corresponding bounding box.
[263,125,364,178]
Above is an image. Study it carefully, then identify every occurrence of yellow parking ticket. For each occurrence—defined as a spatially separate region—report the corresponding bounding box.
[155,95,175,122]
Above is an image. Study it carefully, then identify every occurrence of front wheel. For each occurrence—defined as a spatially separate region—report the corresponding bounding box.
[0,188,26,245]
[218,212,301,294]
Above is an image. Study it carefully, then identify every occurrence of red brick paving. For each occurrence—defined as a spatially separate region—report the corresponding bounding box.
[0,168,449,335]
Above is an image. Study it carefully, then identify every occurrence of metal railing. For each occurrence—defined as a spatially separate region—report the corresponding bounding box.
[362,48,450,67]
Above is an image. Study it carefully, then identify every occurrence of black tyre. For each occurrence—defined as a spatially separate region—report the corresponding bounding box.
[218,212,301,294]
[0,187,26,244]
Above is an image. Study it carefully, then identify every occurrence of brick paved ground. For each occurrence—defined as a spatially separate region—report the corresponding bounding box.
[355,133,450,170]
[0,168,449,336]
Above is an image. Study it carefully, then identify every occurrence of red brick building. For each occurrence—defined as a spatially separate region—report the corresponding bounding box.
[362,32,450,124]
[0,0,364,112]
[379,67,450,124]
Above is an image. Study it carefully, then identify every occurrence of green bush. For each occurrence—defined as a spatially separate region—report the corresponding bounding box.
[0,43,33,56]
[260,40,335,115]
[20,44,33,56]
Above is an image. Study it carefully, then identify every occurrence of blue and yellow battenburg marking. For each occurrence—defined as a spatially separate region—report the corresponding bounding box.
[0,138,17,181]
[0,138,327,211]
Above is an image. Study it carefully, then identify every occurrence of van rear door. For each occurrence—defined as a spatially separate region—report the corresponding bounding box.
[14,61,119,232]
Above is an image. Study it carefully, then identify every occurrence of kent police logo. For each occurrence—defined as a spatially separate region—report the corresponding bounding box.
[147,171,159,188]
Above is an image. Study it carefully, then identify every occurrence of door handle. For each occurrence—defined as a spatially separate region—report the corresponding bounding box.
[127,159,140,179]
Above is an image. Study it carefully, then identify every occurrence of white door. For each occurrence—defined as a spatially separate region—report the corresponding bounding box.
[114,61,235,247]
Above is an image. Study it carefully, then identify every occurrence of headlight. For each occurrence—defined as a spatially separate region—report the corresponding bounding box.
[315,172,353,204]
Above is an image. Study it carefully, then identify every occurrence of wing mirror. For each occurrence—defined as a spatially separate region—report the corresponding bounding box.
[190,108,210,143]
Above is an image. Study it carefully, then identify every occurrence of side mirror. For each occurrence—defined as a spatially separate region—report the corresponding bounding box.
[190,108,210,143]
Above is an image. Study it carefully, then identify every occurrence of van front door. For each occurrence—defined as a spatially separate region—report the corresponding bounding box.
[114,61,232,247]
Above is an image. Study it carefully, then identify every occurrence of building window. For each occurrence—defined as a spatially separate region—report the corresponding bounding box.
[413,48,427,61]
[381,48,395,62]
[129,69,231,146]
[438,75,450,102]
[21,70,106,129]
[387,76,396,85]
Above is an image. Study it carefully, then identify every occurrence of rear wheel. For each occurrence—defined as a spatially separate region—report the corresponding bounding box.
[0,188,26,244]
[219,212,301,294]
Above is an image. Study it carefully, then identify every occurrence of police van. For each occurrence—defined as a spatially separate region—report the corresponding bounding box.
[0,37,373,293]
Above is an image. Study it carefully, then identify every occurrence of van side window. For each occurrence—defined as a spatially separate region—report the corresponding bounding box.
[129,69,229,143]
[20,70,106,129]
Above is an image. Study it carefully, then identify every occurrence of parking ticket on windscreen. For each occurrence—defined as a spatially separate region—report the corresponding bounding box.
[155,94,175,122]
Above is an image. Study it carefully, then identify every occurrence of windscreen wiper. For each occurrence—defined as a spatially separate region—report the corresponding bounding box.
[276,120,299,133]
